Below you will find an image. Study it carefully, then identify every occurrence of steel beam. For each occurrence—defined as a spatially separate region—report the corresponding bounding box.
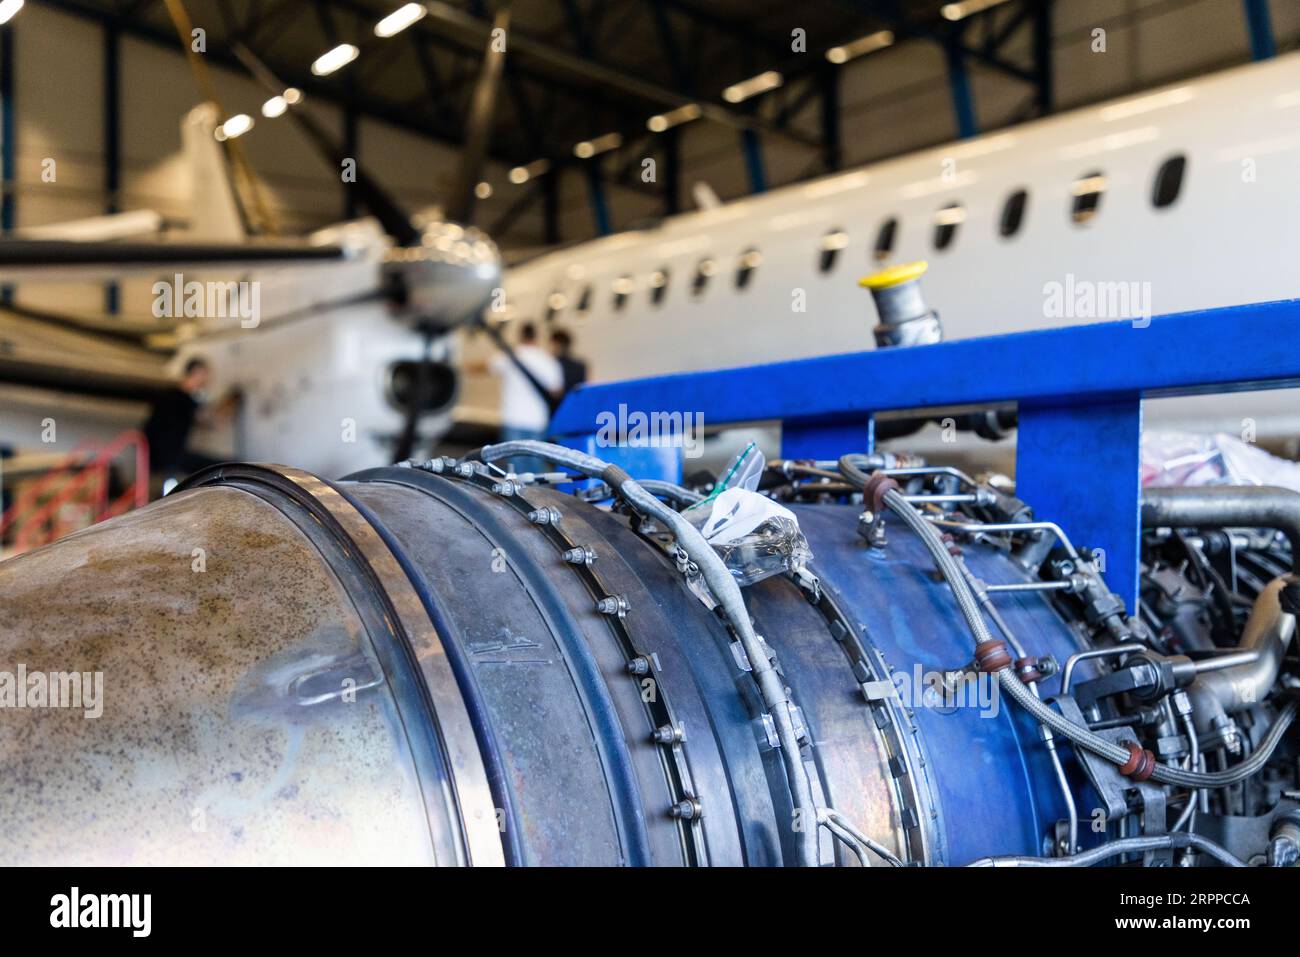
[945,41,978,139]
[741,128,767,193]
[554,301,1300,611]
[820,67,842,172]
[1242,0,1276,61]
[584,163,610,236]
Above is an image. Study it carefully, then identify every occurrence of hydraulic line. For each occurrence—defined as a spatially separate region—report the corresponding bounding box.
[1172,708,1200,833]
[967,832,1246,868]
[838,455,1300,792]
[477,440,822,866]
[636,479,705,507]
[964,565,1078,856]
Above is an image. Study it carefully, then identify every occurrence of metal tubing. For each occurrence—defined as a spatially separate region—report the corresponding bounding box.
[1140,486,1300,579]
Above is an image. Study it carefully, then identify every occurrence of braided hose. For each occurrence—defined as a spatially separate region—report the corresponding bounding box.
[839,455,1297,792]
[968,832,1246,868]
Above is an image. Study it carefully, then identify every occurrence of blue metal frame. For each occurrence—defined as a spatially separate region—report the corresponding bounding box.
[1242,0,1276,61]
[552,299,1300,614]
[740,128,767,193]
[944,42,979,139]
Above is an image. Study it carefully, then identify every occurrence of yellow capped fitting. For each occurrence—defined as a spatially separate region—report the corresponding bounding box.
[859,260,941,348]
[859,260,929,290]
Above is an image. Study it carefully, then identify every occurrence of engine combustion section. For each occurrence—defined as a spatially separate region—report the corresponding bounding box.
[0,444,1295,867]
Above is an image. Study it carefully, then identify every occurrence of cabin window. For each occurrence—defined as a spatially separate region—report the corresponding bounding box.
[873,217,898,261]
[999,189,1028,237]
[612,275,634,312]
[544,291,566,322]
[1152,154,1186,209]
[933,203,965,250]
[692,258,715,297]
[1071,171,1106,224]
[735,248,761,289]
[649,269,669,305]
[820,229,848,273]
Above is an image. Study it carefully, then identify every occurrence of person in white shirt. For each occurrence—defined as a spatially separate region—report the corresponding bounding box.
[475,322,564,473]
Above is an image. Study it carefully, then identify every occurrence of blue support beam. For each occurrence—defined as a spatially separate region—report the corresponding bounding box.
[584,163,610,236]
[1016,396,1143,612]
[553,300,1300,613]
[1033,0,1054,114]
[944,42,978,139]
[1242,0,1275,60]
[740,128,767,193]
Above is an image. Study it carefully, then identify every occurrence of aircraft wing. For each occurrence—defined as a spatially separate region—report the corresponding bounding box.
[0,238,350,281]
[0,307,172,400]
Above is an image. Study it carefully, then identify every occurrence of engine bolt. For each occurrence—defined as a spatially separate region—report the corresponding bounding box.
[652,724,684,744]
[596,595,629,618]
[669,798,702,821]
[562,545,595,565]
[626,656,652,676]
[491,480,517,496]
[528,506,562,525]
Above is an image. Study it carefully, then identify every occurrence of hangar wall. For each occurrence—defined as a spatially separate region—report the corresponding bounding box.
[1,0,1298,272]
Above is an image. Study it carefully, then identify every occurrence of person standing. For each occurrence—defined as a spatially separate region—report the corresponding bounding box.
[549,328,588,400]
[141,358,240,488]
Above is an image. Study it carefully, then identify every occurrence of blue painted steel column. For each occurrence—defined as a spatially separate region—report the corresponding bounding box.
[782,416,874,461]
[944,43,978,139]
[1242,0,1275,60]
[1015,395,1143,613]
[1,22,14,304]
[584,163,610,236]
[741,128,766,193]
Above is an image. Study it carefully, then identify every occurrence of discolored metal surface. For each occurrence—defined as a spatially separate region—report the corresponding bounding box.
[0,463,1099,867]
[0,485,435,865]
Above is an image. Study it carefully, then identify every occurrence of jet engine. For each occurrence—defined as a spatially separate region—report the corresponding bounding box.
[0,443,1296,867]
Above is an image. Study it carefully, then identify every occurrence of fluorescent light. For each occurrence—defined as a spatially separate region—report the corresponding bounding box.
[647,103,702,132]
[722,70,783,104]
[573,132,622,159]
[941,0,1009,21]
[214,114,254,141]
[375,3,426,38]
[0,0,24,26]
[826,30,893,64]
[312,43,359,76]
[261,96,287,118]
[509,159,551,184]
[283,87,303,105]
[474,181,493,199]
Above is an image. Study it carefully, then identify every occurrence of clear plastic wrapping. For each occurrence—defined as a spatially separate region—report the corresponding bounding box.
[682,443,812,586]
[1141,431,1300,493]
